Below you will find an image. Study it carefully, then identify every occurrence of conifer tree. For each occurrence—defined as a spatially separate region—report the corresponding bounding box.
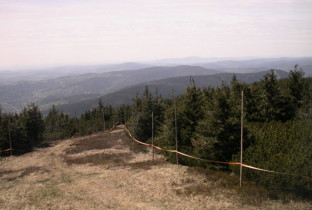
[179,79,204,151]
[261,70,295,121]
[21,103,45,147]
[288,64,305,109]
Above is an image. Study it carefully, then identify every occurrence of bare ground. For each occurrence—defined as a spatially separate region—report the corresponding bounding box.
[0,126,311,210]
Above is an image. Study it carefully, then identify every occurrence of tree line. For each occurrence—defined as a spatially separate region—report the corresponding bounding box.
[0,101,131,154]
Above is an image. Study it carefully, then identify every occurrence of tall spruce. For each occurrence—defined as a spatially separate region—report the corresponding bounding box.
[261,70,295,122]
[179,78,204,152]
[22,103,44,147]
[288,64,305,109]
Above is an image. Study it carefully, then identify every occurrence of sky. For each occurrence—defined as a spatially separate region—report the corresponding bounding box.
[0,0,312,69]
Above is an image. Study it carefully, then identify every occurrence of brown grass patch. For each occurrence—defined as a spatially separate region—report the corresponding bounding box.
[64,152,132,166]
[187,167,269,206]
[172,176,212,196]
[175,183,212,196]
[0,166,50,181]
[128,159,165,170]
[65,131,129,154]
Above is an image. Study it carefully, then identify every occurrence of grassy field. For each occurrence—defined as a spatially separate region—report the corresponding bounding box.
[0,126,311,209]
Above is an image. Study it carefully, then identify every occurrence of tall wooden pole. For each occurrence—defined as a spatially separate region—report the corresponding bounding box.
[8,118,12,157]
[240,91,244,187]
[152,111,154,163]
[75,112,78,135]
[173,90,178,165]
[103,111,106,131]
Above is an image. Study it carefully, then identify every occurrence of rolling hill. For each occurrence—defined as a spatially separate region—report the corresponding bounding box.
[0,65,218,112]
[0,62,154,85]
[199,57,312,71]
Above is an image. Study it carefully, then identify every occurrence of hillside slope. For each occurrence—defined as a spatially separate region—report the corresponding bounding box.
[0,126,310,209]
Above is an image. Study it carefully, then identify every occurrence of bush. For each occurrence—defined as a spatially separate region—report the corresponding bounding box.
[232,120,312,200]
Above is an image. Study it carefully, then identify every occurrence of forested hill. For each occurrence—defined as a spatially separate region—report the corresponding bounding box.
[54,70,288,117]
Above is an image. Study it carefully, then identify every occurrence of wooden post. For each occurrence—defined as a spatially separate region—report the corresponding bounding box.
[240,91,244,187]
[103,111,106,131]
[152,111,154,163]
[75,112,78,135]
[8,117,12,157]
[173,90,179,165]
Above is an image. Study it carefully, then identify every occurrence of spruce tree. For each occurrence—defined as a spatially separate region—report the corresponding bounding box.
[179,79,204,151]
[260,70,295,122]
[288,64,305,109]
[22,103,45,147]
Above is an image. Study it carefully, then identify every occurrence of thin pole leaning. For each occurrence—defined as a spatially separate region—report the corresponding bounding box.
[8,117,12,157]
[173,90,179,165]
[103,111,106,131]
[152,111,154,163]
[240,91,244,187]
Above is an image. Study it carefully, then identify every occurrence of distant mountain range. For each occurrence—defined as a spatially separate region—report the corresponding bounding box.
[199,57,312,71]
[0,57,311,115]
[1,57,311,85]
[0,62,154,85]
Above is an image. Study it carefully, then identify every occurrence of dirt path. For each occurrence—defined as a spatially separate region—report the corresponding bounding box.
[0,126,311,209]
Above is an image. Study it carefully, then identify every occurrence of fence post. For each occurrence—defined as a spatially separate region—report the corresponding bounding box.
[240,91,244,187]
[152,111,154,163]
[173,90,179,165]
[8,117,12,157]
[103,111,106,132]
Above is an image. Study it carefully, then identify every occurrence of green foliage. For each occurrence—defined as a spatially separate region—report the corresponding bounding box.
[260,70,295,122]
[129,86,166,143]
[193,79,252,164]
[44,105,76,140]
[130,66,311,198]
[0,103,44,155]
[22,103,45,146]
[232,120,312,199]
[288,64,305,109]
[179,80,204,151]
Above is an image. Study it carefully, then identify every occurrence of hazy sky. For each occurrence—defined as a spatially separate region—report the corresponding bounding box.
[1,0,312,69]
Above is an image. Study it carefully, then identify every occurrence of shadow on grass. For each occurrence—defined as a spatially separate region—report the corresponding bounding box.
[65,131,131,155]
[63,153,132,166]
[0,166,50,181]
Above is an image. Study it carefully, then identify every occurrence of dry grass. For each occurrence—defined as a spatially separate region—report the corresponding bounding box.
[64,152,131,166]
[186,167,270,206]
[0,166,50,181]
[0,125,311,210]
[65,131,129,155]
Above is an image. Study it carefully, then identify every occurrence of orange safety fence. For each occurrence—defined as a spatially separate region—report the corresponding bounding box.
[0,148,14,153]
[124,126,240,166]
[123,125,312,181]
[109,121,121,131]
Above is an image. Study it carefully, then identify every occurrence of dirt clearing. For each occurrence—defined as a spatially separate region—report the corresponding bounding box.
[0,126,311,209]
